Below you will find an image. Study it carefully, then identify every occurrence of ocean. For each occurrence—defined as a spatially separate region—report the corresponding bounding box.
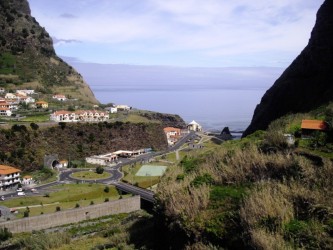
[90,84,265,132]
[71,63,283,133]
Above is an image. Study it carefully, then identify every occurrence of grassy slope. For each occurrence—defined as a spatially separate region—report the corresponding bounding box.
[1,183,122,218]
[154,104,333,249]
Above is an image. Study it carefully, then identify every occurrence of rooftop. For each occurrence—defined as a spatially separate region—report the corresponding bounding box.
[301,120,328,130]
[0,165,21,175]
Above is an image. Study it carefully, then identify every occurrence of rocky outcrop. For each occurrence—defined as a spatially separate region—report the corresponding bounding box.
[0,0,98,104]
[243,0,333,137]
[139,111,187,128]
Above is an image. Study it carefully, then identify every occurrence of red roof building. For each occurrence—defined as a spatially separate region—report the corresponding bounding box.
[301,120,328,131]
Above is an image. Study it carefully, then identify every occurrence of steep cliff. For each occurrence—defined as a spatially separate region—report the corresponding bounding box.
[0,0,98,104]
[243,0,333,137]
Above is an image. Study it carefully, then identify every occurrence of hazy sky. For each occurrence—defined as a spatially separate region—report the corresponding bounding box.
[28,0,324,67]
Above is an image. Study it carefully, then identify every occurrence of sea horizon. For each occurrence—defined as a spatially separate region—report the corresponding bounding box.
[68,62,284,133]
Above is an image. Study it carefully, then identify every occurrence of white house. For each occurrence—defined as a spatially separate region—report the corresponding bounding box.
[15,90,27,97]
[19,96,35,104]
[21,175,33,185]
[56,160,68,168]
[16,89,35,95]
[105,106,118,113]
[52,94,67,101]
[0,100,18,111]
[116,104,131,111]
[163,127,181,145]
[187,120,203,132]
[86,153,118,166]
[50,110,109,122]
[0,165,21,189]
[5,93,16,99]
[0,107,12,116]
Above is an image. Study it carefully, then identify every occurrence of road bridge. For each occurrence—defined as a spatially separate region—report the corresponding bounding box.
[114,182,155,203]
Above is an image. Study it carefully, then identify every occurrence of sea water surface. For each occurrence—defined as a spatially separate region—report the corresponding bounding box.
[91,84,265,132]
[71,63,283,132]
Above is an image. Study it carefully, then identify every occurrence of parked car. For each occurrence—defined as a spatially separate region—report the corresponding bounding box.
[16,188,23,192]
[0,196,4,201]
[17,191,25,196]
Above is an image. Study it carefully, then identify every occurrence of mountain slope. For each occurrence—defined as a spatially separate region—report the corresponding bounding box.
[0,0,98,104]
[243,0,333,137]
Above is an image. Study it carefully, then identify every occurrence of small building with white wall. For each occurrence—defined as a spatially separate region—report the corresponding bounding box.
[187,120,203,132]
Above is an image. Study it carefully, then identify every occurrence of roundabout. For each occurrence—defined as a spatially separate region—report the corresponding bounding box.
[70,170,111,180]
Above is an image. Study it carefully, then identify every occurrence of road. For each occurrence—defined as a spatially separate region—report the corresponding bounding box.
[114,182,155,203]
[0,131,196,202]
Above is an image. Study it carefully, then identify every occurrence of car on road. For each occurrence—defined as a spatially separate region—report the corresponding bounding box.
[0,196,4,201]
[17,191,25,196]
[16,188,23,192]
[30,188,39,193]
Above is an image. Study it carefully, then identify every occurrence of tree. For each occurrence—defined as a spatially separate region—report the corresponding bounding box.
[96,166,104,174]
[30,122,39,130]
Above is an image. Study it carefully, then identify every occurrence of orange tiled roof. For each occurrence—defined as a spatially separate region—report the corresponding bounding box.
[301,120,327,130]
[0,165,21,175]
[53,110,71,115]
[36,101,48,104]
[23,175,32,179]
[164,127,181,133]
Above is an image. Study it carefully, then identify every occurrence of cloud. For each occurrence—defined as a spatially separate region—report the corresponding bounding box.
[52,37,81,45]
[28,0,324,67]
[60,13,77,19]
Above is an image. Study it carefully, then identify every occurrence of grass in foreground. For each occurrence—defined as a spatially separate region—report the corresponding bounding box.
[1,183,123,218]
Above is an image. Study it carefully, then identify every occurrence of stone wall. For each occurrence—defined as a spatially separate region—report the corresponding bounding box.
[0,196,140,233]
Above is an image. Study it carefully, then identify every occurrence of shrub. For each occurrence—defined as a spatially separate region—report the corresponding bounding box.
[30,122,39,130]
[56,206,61,212]
[96,166,104,174]
[75,203,80,208]
[104,186,110,193]
[90,201,94,205]
[58,122,66,130]
[23,207,30,217]
[104,198,109,202]
[0,227,12,241]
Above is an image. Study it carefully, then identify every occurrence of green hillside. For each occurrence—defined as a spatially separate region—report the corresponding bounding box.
[0,0,99,104]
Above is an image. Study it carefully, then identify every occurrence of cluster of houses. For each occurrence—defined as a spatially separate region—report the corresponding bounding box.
[86,148,152,166]
[163,120,203,146]
[104,104,132,114]
[0,165,33,190]
[50,110,110,122]
[0,88,69,117]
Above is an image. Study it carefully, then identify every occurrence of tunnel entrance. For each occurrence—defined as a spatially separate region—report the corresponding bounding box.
[44,154,60,169]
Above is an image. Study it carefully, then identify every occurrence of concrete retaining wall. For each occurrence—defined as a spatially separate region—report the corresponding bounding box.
[0,196,140,233]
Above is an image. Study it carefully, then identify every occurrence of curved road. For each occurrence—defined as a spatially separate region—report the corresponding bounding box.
[1,131,196,201]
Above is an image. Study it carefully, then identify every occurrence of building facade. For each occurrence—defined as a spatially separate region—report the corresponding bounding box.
[187,120,203,132]
[50,110,109,122]
[0,165,21,190]
[164,127,181,145]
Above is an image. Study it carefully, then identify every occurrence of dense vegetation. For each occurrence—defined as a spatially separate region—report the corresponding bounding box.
[0,121,168,171]
[154,104,333,249]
